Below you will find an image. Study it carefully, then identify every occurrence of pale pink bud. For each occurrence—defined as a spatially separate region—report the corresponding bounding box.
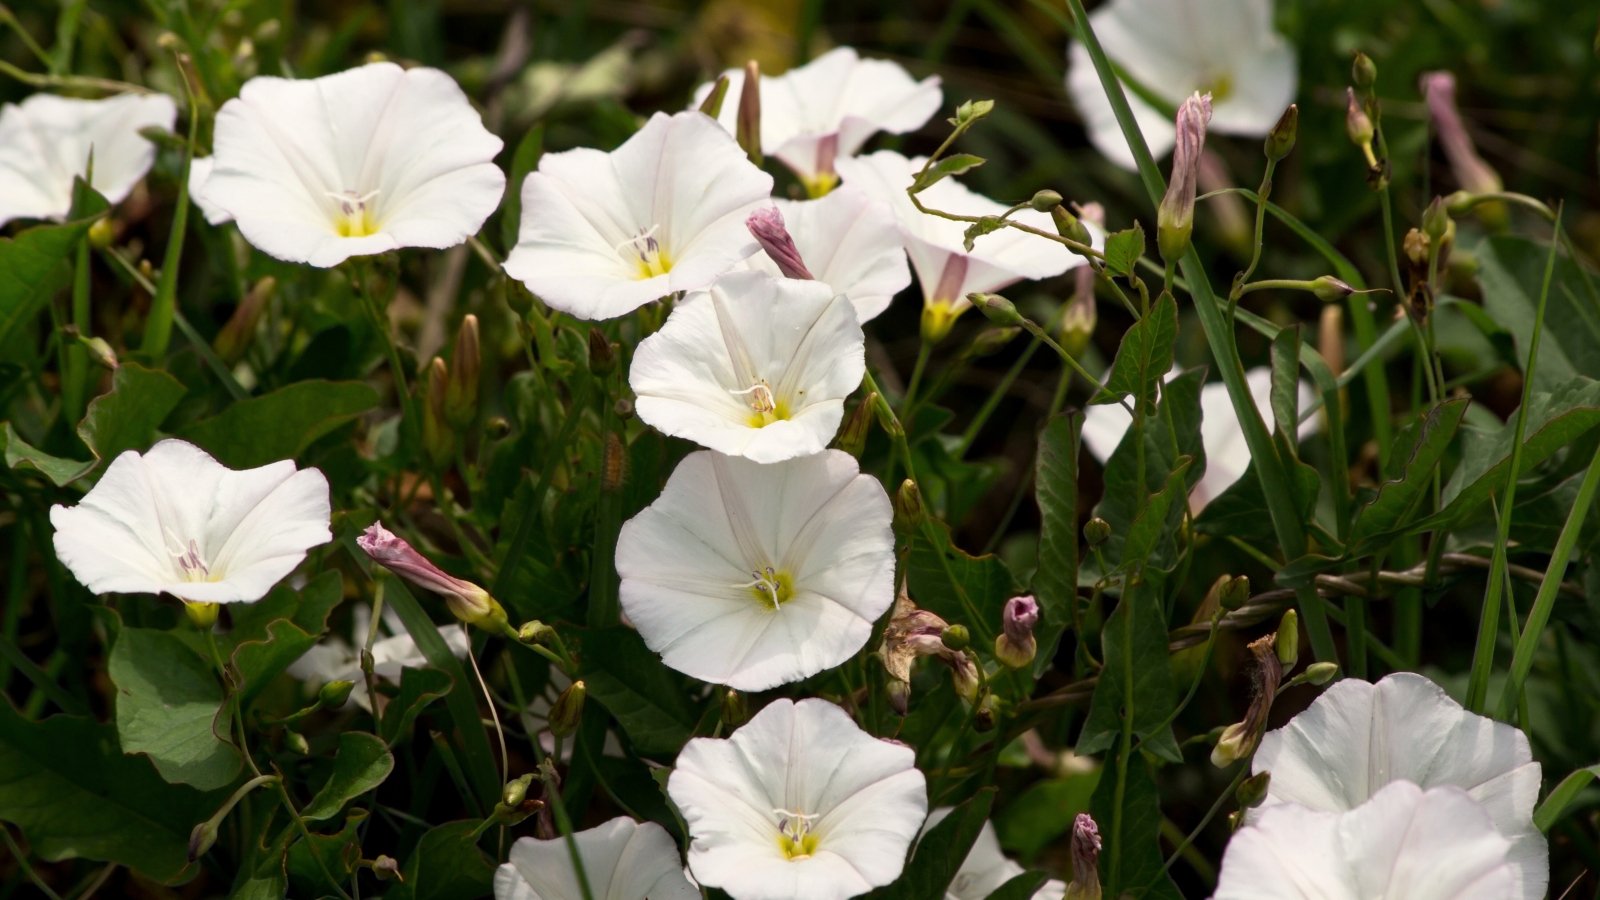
[1157,92,1212,261]
[747,207,814,280]
[1066,813,1102,900]
[994,594,1039,668]
[1420,70,1502,196]
[358,522,506,631]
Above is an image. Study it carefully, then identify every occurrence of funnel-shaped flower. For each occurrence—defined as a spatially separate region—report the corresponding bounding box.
[746,185,911,322]
[1066,0,1297,170]
[1081,367,1317,512]
[629,271,865,463]
[0,92,176,227]
[202,62,505,267]
[287,604,470,711]
[835,151,1087,337]
[49,439,331,603]
[186,156,232,225]
[505,110,773,320]
[920,809,1066,900]
[668,698,928,900]
[615,450,894,690]
[1251,673,1546,899]
[358,522,507,632]
[692,47,942,196]
[1215,781,1516,899]
[494,817,699,900]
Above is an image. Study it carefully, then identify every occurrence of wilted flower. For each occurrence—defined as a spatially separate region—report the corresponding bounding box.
[1211,634,1282,767]
[358,522,507,633]
[202,62,505,267]
[1420,71,1502,197]
[921,809,1066,900]
[1081,367,1317,512]
[692,47,943,196]
[504,110,773,320]
[287,604,470,710]
[1215,781,1516,899]
[1066,0,1297,170]
[667,698,928,900]
[1252,672,1546,899]
[50,439,331,603]
[879,591,980,713]
[836,150,1088,341]
[745,188,912,322]
[0,92,176,227]
[629,271,865,463]
[615,450,895,690]
[1156,92,1212,262]
[493,817,699,900]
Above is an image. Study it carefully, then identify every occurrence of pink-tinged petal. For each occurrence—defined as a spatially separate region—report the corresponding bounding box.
[752,186,911,322]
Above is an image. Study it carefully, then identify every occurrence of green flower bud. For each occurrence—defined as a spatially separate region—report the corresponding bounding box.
[421,356,454,470]
[371,855,401,881]
[1310,275,1355,303]
[1276,610,1299,668]
[940,624,971,651]
[970,292,1022,327]
[1083,517,1111,547]
[184,600,219,630]
[285,729,310,755]
[1422,196,1451,241]
[1351,52,1377,95]
[722,688,747,727]
[1265,104,1297,162]
[736,60,762,166]
[952,99,995,127]
[88,216,114,249]
[895,479,925,528]
[1219,575,1251,611]
[835,393,875,457]
[188,820,219,862]
[1345,88,1374,148]
[1029,189,1064,213]
[502,773,534,808]
[549,680,586,737]
[698,73,731,119]
[1237,771,1272,809]
[974,693,1002,732]
[444,314,480,429]
[1050,205,1092,246]
[517,620,557,646]
[1303,661,1339,685]
[319,679,356,710]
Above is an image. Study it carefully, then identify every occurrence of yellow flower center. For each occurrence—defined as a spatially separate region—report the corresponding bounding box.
[802,171,839,199]
[774,809,819,860]
[1200,73,1233,103]
[731,380,791,427]
[330,189,381,238]
[621,226,673,279]
[741,566,794,610]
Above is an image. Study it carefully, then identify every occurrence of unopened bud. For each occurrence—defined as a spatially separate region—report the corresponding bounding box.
[1345,88,1374,148]
[1210,721,1252,767]
[974,693,1001,732]
[1219,575,1250,611]
[214,276,276,363]
[517,620,557,646]
[1083,517,1111,547]
[895,479,925,528]
[422,357,453,469]
[1236,771,1272,809]
[736,60,762,166]
[1422,196,1451,241]
[1029,189,1063,213]
[722,689,747,727]
[87,216,114,248]
[1303,661,1339,685]
[836,394,875,457]
[614,397,634,419]
[487,416,511,438]
[952,99,995,127]
[588,327,615,375]
[371,855,401,881]
[445,314,480,428]
[549,680,586,736]
[185,600,219,630]
[188,820,219,862]
[1403,228,1431,266]
[1157,92,1212,262]
[319,679,355,710]
[747,207,814,280]
[1051,205,1092,246]
[970,292,1022,327]
[1265,104,1297,162]
[358,522,507,633]
[1310,275,1355,303]
[503,773,534,808]
[950,654,980,701]
[940,624,970,651]
[1061,293,1096,356]
[1065,813,1102,900]
[285,729,310,755]
[969,326,1020,357]
[1351,52,1377,95]
[994,595,1039,668]
[1275,610,1299,668]
[698,73,731,119]
[78,335,118,370]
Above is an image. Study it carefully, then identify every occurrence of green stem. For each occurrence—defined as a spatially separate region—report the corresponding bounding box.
[62,236,91,427]
[491,379,594,599]
[956,333,1041,458]
[140,77,197,357]
[901,341,933,417]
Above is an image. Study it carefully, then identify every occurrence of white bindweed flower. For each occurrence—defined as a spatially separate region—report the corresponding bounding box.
[835,151,1088,341]
[494,817,699,900]
[1252,672,1546,899]
[668,698,928,900]
[920,809,1065,900]
[1081,367,1317,512]
[629,271,865,463]
[691,47,942,196]
[49,439,331,603]
[186,156,232,225]
[615,450,894,691]
[746,186,911,322]
[202,62,505,268]
[286,604,470,710]
[1066,0,1297,170]
[0,92,176,227]
[1214,781,1516,899]
[504,110,773,320]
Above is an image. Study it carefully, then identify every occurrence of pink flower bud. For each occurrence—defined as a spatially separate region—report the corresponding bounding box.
[747,207,814,280]
[994,594,1039,668]
[1066,813,1102,900]
[1419,71,1502,197]
[1157,92,1212,261]
[358,522,506,631]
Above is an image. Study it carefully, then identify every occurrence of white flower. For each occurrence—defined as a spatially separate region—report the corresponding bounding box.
[667,698,928,900]
[691,47,942,196]
[186,156,232,225]
[0,92,176,227]
[920,809,1064,900]
[1214,781,1516,900]
[1252,672,1546,900]
[615,450,894,691]
[494,817,699,900]
[202,62,505,268]
[49,439,331,604]
[1080,367,1317,512]
[1066,0,1297,170]
[504,110,773,321]
[746,186,911,322]
[629,271,865,463]
[834,150,1087,338]
[286,604,470,710]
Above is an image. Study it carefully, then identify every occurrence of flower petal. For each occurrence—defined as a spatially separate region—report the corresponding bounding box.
[495,817,698,900]
[0,93,176,226]
[749,187,911,322]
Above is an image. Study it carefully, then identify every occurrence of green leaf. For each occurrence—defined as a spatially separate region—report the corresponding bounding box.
[1078,576,1179,762]
[301,732,394,821]
[906,518,1020,644]
[1094,369,1204,572]
[1089,752,1180,898]
[1098,292,1177,410]
[381,666,455,745]
[1195,455,1322,545]
[179,380,378,469]
[230,618,319,713]
[1478,235,1600,391]
[286,808,366,896]
[0,217,95,350]
[995,772,1100,860]
[1,421,93,485]
[1119,457,1193,571]
[962,215,1005,251]
[1269,326,1301,443]
[0,701,217,884]
[910,153,986,193]
[579,625,698,755]
[77,361,185,463]
[1533,764,1600,831]
[387,820,496,900]
[863,789,994,899]
[227,570,343,653]
[108,627,242,791]
[988,872,1052,900]
[1347,398,1469,551]
[1103,223,1145,277]
[1032,414,1080,676]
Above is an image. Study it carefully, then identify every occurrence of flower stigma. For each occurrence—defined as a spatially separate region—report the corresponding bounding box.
[328,188,381,238]
[736,566,794,610]
[165,529,214,582]
[772,808,820,860]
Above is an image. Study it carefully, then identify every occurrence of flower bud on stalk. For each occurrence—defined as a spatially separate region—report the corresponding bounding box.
[1236,771,1272,809]
[697,73,731,118]
[721,688,747,727]
[879,592,982,713]
[1050,205,1092,247]
[185,600,220,630]
[1218,575,1251,611]
[1211,634,1284,767]
[1157,92,1212,263]
[974,693,1002,732]
[1083,517,1111,547]
[941,624,971,651]
[1276,609,1299,668]
[1303,661,1340,685]
[969,326,1020,357]
[895,479,925,528]
[517,620,557,646]
[358,522,508,633]
[1351,52,1378,97]
[444,314,479,428]
[1345,88,1378,169]
[970,292,1022,327]
[1265,104,1298,162]
[1029,189,1063,213]
[319,679,355,709]
[736,60,762,166]
[1310,275,1356,303]
[1064,813,1102,900]
[835,394,875,457]
[549,680,586,737]
[994,595,1039,669]
[421,357,454,469]
[213,276,276,364]
[370,856,401,881]
[746,207,814,280]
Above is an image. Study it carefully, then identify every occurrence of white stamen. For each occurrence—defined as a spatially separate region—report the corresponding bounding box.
[728,381,777,413]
